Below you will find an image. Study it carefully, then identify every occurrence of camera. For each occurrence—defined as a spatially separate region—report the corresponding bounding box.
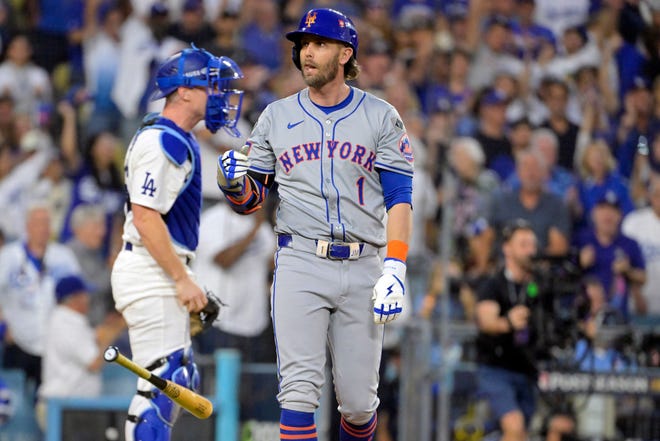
[526,251,585,360]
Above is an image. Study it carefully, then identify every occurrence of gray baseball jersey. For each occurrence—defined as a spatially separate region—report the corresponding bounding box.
[245,86,414,417]
[247,87,414,246]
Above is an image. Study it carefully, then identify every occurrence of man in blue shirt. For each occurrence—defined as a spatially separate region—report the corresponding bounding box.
[575,191,647,320]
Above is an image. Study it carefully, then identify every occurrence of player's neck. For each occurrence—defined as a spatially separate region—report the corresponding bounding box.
[161,107,199,133]
[308,82,350,107]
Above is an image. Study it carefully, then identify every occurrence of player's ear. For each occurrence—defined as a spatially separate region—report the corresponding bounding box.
[176,87,191,102]
[339,46,353,65]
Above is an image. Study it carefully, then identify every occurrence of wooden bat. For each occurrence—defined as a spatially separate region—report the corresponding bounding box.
[103,346,213,419]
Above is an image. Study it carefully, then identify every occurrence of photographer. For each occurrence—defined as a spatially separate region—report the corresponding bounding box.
[475,219,539,441]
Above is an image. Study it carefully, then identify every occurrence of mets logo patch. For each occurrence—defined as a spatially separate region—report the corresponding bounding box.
[398,134,414,163]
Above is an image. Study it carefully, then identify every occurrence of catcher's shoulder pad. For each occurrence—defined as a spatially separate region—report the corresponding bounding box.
[140,112,160,128]
[152,124,192,166]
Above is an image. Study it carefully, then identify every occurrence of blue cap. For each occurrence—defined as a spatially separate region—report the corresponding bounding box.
[150,2,169,17]
[286,8,359,54]
[183,0,202,11]
[55,275,89,303]
[481,88,509,106]
[595,191,621,209]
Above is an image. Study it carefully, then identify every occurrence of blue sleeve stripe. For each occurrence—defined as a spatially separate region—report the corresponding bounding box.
[379,170,413,210]
[375,162,414,177]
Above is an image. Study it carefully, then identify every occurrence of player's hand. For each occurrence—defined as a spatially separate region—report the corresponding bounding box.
[217,147,249,191]
[176,277,208,313]
[372,259,406,324]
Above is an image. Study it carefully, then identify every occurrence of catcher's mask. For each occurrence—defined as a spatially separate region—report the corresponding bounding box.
[151,44,244,136]
[286,8,358,70]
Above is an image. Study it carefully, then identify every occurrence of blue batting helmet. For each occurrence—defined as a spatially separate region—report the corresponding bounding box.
[286,8,358,70]
[151,45,244,135]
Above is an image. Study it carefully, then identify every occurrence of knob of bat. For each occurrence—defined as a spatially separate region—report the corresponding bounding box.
[104,346,119,362]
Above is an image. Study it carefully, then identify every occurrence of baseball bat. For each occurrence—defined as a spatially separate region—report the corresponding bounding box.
[103,346,213,419]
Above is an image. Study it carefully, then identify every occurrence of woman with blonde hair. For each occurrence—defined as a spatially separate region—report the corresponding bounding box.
[575,138,634,227]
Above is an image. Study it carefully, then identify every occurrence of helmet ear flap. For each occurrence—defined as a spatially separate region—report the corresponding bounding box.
[291,45,301,70]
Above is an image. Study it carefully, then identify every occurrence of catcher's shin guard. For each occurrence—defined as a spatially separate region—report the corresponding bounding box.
[125,347,199,441]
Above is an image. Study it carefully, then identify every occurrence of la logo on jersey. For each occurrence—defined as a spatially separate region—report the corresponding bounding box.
[278,140,376,174]
[141,171,157,197]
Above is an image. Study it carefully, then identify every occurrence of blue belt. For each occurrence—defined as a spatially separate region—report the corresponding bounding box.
[277,234,374,260]
[124,242,191,266]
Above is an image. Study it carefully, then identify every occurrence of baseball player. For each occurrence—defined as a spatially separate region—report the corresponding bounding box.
[217,9,413,441]
[111,45,243,441]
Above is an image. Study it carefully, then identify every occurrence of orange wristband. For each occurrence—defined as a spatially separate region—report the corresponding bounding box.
[386,240,408,262]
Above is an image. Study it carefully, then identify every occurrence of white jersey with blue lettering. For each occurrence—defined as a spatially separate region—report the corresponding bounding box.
[0,241,81,356]
[121,127,193,259]
[247,87,414,246]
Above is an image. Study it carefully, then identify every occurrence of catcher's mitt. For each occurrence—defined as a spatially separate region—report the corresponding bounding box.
[190,290,225,337]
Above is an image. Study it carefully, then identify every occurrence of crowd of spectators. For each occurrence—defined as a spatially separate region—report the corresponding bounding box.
[0,0,658,439]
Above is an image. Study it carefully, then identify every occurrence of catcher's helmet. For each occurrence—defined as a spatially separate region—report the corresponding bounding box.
[286,8,358,70]
[151,45,244,135]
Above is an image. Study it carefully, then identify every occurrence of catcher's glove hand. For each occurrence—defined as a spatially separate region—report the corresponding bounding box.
[190,290,225,337]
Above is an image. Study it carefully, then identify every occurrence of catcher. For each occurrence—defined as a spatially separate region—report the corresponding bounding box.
[110,45,241,441]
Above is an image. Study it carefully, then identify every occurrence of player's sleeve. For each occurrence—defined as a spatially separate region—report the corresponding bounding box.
[224,107,277,214]
[374,107,414,178]
[245,106,277,175]
[379,170,412,210]
[127,131,189,213]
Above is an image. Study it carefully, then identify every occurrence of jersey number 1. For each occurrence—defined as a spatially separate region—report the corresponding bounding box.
[356,176,365,206]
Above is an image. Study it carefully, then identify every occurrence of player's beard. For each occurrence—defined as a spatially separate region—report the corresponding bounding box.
[303,53,340,89]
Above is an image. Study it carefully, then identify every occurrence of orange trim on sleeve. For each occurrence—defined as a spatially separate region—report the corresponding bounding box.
[224,179,253,205]
[386,240,408,262]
